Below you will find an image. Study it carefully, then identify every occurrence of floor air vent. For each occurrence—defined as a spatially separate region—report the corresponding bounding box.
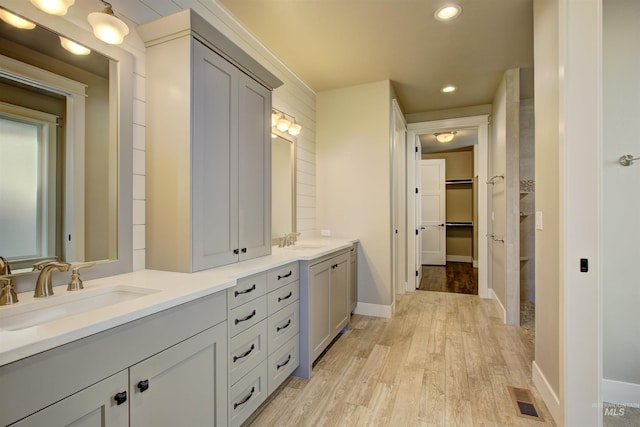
[508,386,543,421]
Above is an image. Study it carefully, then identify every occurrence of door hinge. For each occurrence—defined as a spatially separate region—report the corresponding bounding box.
[415,229,419,235]
[416,270,419,277]
[415,188,418,194]
[415,146,418,153]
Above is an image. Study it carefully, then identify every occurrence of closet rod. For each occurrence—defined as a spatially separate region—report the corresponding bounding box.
[486,174,504,184]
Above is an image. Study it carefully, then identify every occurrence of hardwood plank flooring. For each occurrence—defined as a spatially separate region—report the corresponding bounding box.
[420,262,478,294]
[247,291,555,427]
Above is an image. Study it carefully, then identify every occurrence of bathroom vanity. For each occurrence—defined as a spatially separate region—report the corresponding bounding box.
[0,240,357,426]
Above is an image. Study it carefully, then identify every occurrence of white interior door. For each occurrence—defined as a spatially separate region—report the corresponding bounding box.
[415,140,422,288]
[421,159,446,265]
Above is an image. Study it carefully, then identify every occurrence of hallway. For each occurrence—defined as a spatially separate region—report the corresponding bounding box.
[248,291,554,426]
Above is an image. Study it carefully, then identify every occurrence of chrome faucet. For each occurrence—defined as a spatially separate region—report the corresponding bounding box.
[0,256,11,275]
[34,262,71,298]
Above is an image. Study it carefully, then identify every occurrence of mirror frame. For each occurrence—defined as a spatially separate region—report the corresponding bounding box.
[0,1,133,280]
[271,127,297,237]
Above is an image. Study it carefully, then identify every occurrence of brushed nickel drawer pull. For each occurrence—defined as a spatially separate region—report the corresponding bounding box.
[276,319,291,332]
[276,354,292,370]
[233,344,255,362]
[277,270,292,280]
[278,291,293,302]
[235,309,256,325]
[233,386,255,410]
[234,284,256,297]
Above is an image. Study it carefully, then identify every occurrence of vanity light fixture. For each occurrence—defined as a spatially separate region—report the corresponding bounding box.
[272,108,303,136]
[435,131,457,143]
[434,3,462,21]
[88,1,129,45]
[59,36,91,55]
[0,8,36,29]
[30,0,75,16]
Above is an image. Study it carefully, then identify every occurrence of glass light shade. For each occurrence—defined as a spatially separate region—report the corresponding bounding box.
[0,9,36,29]
[435,132,456,143]
[434,4,462,21]
[30,0,75,16]
[88,11,129,45]
[441,85,457,93]
[271,112,280,127]
[287,123,302,136]
[59,36,91,55]
[276,117,291,132]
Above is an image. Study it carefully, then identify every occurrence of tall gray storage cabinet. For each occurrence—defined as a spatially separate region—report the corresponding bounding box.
[139,10,282,273]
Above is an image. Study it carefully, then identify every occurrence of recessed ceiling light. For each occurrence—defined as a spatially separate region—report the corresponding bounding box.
[434,4,462,21]
[441,85,457,93]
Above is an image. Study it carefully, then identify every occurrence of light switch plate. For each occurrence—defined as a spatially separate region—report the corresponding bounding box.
[535,211,543,230]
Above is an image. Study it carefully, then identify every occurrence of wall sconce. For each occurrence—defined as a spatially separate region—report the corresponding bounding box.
[59,36,91,55]
[30,0,75,16]
[435,131,457,143]
[0,8,36,29]
[272,108,302,136]
[88,1,129,45]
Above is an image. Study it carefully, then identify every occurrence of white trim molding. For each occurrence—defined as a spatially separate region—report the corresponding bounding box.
[489,288,507,324]
[353,302,393,318]
[533,360,562,423]
[602,379,640,407]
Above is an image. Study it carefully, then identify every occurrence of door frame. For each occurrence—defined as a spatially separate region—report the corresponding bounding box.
[407,115,490,298]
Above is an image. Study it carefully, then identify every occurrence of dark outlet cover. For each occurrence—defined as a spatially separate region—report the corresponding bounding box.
[580,258,588,272]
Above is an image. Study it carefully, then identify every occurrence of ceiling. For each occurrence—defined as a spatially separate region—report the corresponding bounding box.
[217,0,533,115]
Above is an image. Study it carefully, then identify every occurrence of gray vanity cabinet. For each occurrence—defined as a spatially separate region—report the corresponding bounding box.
[140,10,281,273]
[2,292,228,427]
[296,249,350,379]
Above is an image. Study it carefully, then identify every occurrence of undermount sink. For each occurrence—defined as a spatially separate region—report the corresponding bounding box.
[0,285,159,331]
[286,244,326,250]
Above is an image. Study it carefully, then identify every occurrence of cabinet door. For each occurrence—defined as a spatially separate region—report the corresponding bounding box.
[238,73,271,261]
[330,252,350,336]
[309,259,331,361]
[192,40,240,270]
[13,370,128,427]
[129,322,228,427]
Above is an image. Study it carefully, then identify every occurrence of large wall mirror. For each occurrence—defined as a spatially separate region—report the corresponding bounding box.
[271,130,296,238]
[0,2,132,278]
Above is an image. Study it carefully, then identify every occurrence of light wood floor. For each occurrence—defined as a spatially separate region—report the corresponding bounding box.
[247,291,556,426]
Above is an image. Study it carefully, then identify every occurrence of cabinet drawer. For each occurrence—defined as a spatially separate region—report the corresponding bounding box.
[229,295,267,337]
[229,320,267,385]
[229,360,268,427]
[267,334,299,395]
[267,281,299,315]
[267,262,299,291]
[228,272,267,309]
[268,302,299,353]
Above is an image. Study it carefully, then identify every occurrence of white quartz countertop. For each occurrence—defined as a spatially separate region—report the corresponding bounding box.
[0,237,356,366]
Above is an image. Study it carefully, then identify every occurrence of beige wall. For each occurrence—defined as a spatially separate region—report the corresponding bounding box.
[533,0,561,406]
[316,81,393,308]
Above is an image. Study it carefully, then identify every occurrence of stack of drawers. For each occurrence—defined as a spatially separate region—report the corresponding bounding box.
[227,262,300,426]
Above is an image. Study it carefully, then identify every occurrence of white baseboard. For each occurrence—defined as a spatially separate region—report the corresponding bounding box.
[603,378,640,406]
[473,259,478,268]
[446,255,473,263]
[353,302,393,318]
[489,288,507,324]
[532,361,562,424]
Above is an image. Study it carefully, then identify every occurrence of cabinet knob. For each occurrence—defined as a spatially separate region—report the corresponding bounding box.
[233,249,239,255]
[137,379,150,393]
[114,391,127,405]
[241,248,247,253]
